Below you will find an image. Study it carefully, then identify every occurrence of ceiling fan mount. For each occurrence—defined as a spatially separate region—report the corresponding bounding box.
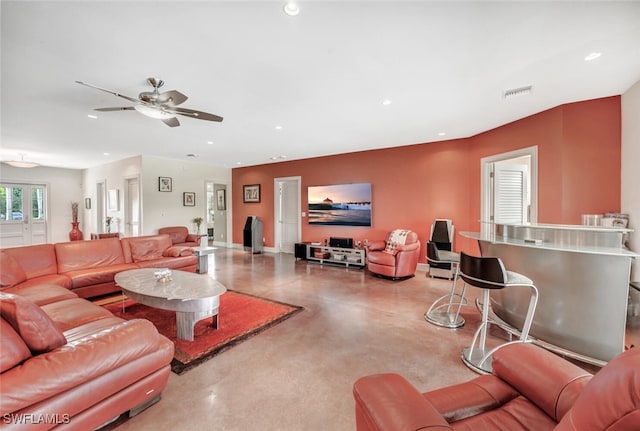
[75,78,223,127]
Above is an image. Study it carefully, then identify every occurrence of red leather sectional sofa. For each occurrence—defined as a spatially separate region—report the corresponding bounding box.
[0,234,197,298]
[0,234,198,430]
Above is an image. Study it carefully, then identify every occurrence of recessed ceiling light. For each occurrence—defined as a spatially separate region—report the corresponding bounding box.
[103,152,110,156]
[87,114,97,119]
[270,155,287,160]
[584,52,602,61]
[207,141,214,145]
[382,99,392,106]
[275,125,283,130]
[283,2,300,16]
[438,132,446,137]
[236,162,242,165]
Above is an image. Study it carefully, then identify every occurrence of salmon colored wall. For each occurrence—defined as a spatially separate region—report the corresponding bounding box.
[233,96,621,261]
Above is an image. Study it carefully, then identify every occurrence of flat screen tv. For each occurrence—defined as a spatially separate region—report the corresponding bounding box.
[308,183,372,226]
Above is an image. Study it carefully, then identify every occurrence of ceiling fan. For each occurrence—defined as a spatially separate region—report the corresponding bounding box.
[76,77,223,127]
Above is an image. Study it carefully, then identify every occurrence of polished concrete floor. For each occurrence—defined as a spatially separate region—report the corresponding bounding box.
[114,248,635,431]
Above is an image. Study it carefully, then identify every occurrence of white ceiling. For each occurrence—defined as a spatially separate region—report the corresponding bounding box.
[2,1,640,170]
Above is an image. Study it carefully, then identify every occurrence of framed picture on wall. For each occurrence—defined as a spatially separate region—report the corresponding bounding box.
[158,176,172,192]
[216,189,226,210]
[243,184,260,203]
[183,192,195,206]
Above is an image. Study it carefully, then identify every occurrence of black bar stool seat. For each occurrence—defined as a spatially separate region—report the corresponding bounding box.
[459,252,538,374]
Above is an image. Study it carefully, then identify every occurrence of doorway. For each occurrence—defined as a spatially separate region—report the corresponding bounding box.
[481,146,538,229]
[274,176,301,254]
[206,182,228,246]
[125,176,141,236]
[0,182,48,247]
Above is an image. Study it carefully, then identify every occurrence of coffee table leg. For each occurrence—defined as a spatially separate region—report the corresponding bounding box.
[176,309,219,341]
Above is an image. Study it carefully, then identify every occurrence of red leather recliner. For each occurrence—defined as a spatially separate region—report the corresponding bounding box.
[353,343,640,431]
[366,230,420,280]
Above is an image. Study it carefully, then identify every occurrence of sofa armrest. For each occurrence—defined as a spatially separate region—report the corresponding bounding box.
[353,373,451,431]
[395,241,419,252]
[185,233,200,243]
[491,343,592,421]
[366,241,387,252]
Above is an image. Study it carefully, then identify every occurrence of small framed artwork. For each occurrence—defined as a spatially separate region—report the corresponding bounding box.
[216,189,226,210]
[158,176,172,192]
[84,198,91,210]
[107,189,119,211]
[183,192,196,206]
[243,184,261,203]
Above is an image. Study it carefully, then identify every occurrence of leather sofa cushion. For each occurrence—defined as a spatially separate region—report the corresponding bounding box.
[163,246,194,257]
[55,238,125,273]
[4,283,78,306]
[41,298,114,332]
[0,293,67,354]
[0,317,32,372]
[16,274,72,290]
[134,255,198,270]
[0,252,27,288]
[63,263,136,288]
[1,244,58,280]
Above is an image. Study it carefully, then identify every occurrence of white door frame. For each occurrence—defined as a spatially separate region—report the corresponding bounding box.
[274,176,301,253]
[481,146,538,231]
[124,175,141,236]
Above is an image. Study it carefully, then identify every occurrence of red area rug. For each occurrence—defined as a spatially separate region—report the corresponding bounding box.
[104,291,303,375]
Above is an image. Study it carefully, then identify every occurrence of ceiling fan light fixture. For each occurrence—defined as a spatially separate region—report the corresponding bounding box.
[134,104,176,120]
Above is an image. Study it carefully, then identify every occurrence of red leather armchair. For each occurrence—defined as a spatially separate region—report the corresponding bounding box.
[158,226,201,247]
[366,230,420,280]
[353,343,640,431]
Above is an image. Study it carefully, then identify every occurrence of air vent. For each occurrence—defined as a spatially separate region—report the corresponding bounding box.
[503,85,533,99]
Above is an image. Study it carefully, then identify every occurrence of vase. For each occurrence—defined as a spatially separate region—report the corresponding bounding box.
[69,222,83,241]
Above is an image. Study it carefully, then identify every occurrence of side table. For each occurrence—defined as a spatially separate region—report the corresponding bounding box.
[193,246,216,274]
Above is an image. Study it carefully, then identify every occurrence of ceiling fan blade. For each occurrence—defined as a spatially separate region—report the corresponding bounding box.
[162,117,180,127]
[94,107,136,112]
[158,90,188,106]
[76,81,140,104]
[171,107,223,122]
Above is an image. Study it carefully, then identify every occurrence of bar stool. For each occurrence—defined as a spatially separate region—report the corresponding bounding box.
[460,252,538,374]
[424,241,467,328]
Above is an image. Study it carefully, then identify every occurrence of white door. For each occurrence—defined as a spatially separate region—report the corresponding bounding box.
[493,163,529,224]
[275,177,300,254]
[0,183,47,247]
[125,177,140,236]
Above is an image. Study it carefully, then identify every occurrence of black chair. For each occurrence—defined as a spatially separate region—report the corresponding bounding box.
[459,252,538,374]
[424,241,466,328]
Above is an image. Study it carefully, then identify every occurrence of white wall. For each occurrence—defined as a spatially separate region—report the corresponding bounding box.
[622,80,640,281]
[141,156,231,239]
[0,165,83,243]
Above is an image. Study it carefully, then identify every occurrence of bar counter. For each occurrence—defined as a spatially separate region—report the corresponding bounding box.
[461,223,638,365]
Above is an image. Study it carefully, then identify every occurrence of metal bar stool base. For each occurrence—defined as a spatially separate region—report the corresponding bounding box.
[424,309,465,328]
[461,347,493,374]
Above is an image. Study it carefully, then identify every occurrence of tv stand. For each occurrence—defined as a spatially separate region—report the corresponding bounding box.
[300,243,366,269]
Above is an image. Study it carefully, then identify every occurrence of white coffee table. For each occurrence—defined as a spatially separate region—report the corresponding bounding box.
[114,268,226,341]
